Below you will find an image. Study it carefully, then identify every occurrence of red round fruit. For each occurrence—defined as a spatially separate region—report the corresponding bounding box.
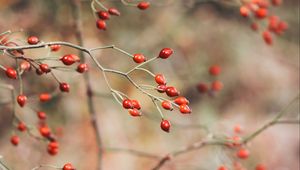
[155,74,166,85]
[160,119,171,132]
[37,111,47,120]
[97,11,110,20]
[179,104,191,114]
[174,96,189,105]
[251,22,259,31]
[59,83,70,92]
[27,36,39,45]
[63,163,75,170]
[20,61,31,71]
[128,108,142,117]
[60,54,77,66]
[5,67,17,79]
[158,48,173,59]
[50,44,61,52]
[133,53,146,63]
[157,84,167,93]
[17,95,27,107]
[209,65,221,76]
[137,2,150,10]
[211,80,223,91]
[272,0,282,6]
[47,141,59,156]
[131,100,141,110]
[240,6,249,17]
[39,64,51,73]
[76,63,88,73]
[161,101,172,110]
[96,20,106,30]
[108,8,121,16]
[39,93,51,102]
[218,165,228,170]
[122,99,133,109]
[166,86,179,97]
[262,30,273,45]
[197,83,208,93]
[237,148,250,159]
[39,126,51,137]
[17,122,26,132]
[255,8,268,19]
[10,135,19,146]
[256,164,266,170]
[234,124,242,133]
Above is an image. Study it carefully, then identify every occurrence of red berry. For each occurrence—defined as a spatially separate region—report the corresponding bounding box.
[63,163,75,170]
[197,83,208,93]
[20,61,31,71]
[108,8,121,16]
[211,80,223,91]
[155,74,166,85]
[39,64,51,73]
[97,11,110,20]
[10,135,19,146]
[158,48,173,59]
[256,164,266,170]
[161,101,173,110]
[133,53,146,63]
[122,99,133,109]
[174,96,189,105]
[39,93,51,102]
[218,165,228,170]
[59,83,70,92]
[47,141,59,156]
[131,100,141,110]
[39,126,51,137]
[5,67,17,79]
[96,20,106,30]
[179,104,191,114]
[36,68,43,75]
[251,22,259,31]
[137,2,150,10]
[27,36,39,45]
[234,124,242,133]
[262,30,273,45]
[209,65,221,76]
[240,6,249,17]
[157,84,167,93]
[76,63,88,73]
[272,0,282,6]
[166,86,179,97]
[276,21,288,34]
[60,54,77,66]
[17,122,26,132]
[128,108,142,117]
[255,8,268,19]
[237,148,250,159]
[50,44,61,52]
[17,95,27,107]
[160,119,171,132]
[37,111,47,120]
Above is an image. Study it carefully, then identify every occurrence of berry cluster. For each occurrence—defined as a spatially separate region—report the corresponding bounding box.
[239,0,288,45]
[92,1,150,31]
[1,35,89,156]
[217,125,267,170]
[117,48,192,133]
[197,64,223,94]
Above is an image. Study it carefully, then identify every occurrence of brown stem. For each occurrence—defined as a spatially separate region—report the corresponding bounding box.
[70,0,103,170]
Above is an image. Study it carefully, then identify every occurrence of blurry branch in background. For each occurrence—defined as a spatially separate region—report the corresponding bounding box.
[104,147,161,159]
[151,94,300,170]
[70,0,104,170]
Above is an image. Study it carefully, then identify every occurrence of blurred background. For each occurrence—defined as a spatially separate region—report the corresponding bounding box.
[0,0,299,169]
